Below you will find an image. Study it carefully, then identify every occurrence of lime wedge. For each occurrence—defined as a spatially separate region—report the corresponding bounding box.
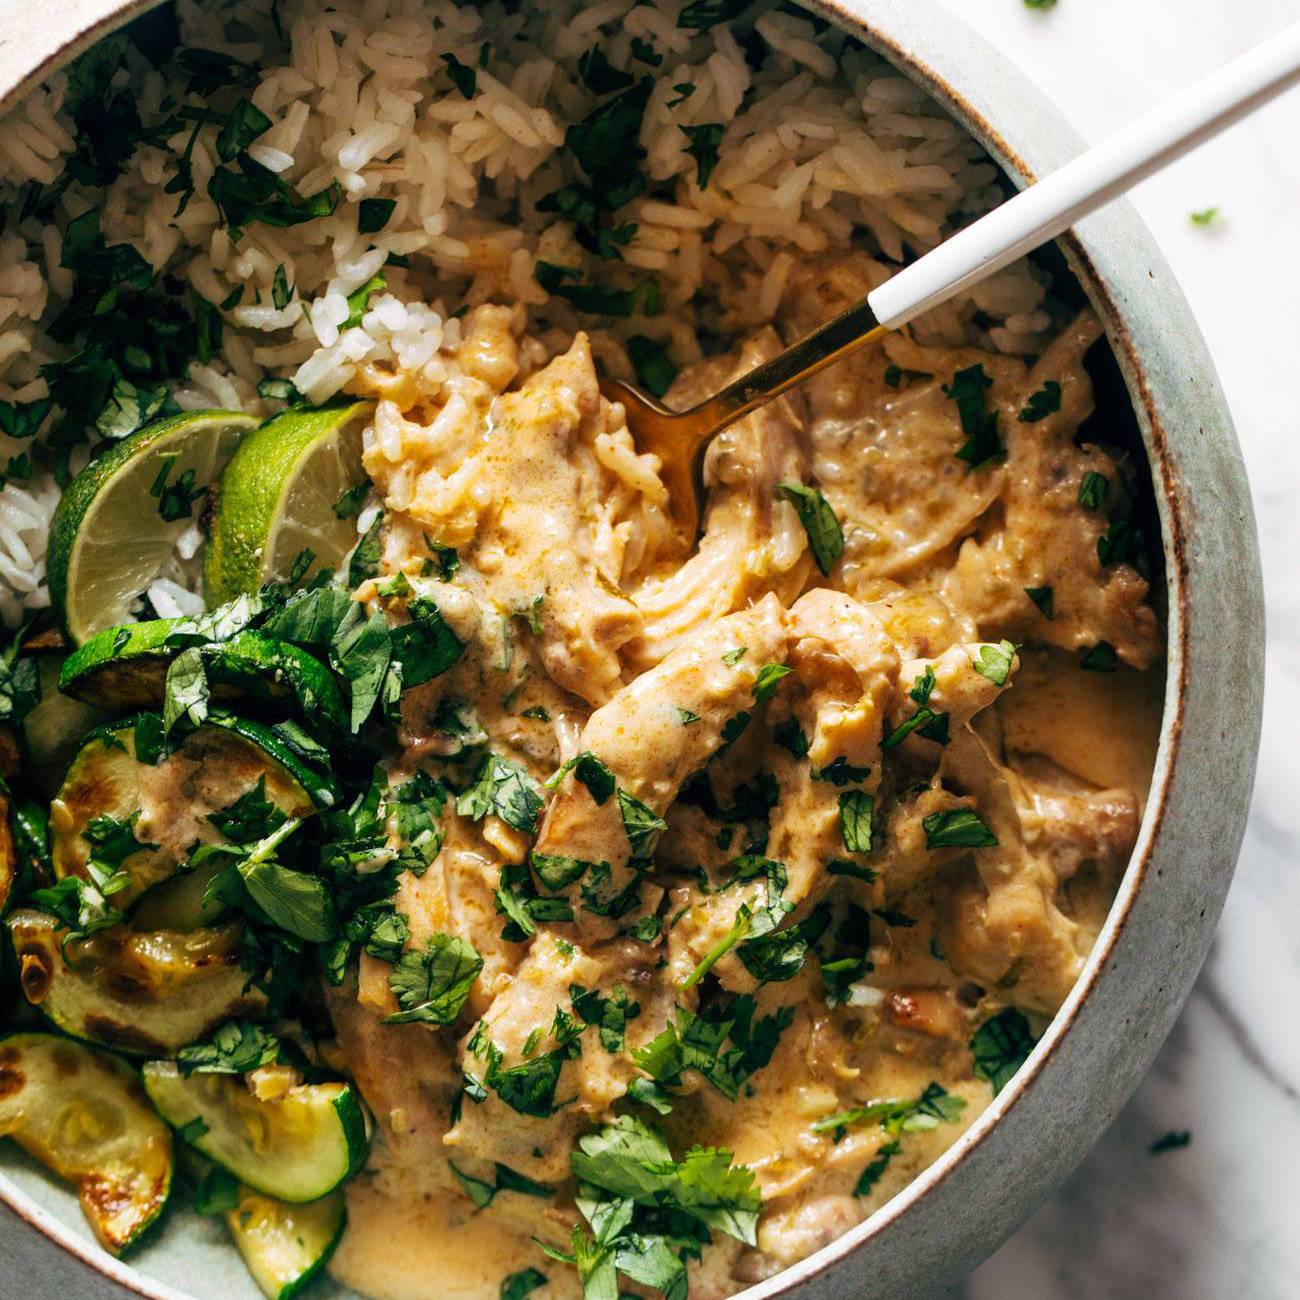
[48,410,257,645]
[204,402,373,607]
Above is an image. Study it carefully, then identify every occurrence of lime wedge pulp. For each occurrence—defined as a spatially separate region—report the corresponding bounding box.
[48,410,257,645]
[204,401,374,607]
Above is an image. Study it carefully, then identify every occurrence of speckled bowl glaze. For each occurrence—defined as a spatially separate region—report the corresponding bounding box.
[0,2,1265,1298]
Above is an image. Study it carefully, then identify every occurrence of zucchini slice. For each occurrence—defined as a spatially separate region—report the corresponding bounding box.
[142,1062,369,1203]
[226,1184,347,1300]
[6,911,266,1055]
[60,621,346,732]
[23,656,110,797]
[130,858,227,932]
[51,712,337,908]
[0,1031,172,1254]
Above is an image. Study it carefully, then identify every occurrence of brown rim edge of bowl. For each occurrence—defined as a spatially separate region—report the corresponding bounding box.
[0,3,1196,1299]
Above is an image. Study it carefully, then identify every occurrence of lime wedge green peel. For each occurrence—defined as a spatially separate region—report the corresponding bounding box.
[204,402,374,607]
[48,410,256,645]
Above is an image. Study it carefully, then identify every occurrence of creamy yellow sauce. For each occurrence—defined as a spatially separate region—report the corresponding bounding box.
[327,253,1163,1299]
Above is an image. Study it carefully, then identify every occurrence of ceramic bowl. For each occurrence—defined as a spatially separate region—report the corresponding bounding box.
[0,1,1265,1298]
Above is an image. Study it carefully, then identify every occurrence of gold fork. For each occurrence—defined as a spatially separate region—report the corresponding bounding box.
[600,21,1300,544]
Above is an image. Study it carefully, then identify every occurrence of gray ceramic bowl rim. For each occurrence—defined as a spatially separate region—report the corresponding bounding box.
[0,2,1265,1298]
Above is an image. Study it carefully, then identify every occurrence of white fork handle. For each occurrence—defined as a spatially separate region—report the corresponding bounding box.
[867,21,1300,330]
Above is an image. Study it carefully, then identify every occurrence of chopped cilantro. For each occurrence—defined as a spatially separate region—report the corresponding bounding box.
[626,334,678,397]
[680,122,725,188]
[386,933,483,1025]
[973,640,1016,687]
[500,1268,548,1300]
[271,262,292,310]
[578,47,634,95]
[216,98,272,163]
[177,1020,279,1076]
[838,791,874,853]
[970,1007,1037,1094]
[772,718,809,758]
[779,481,844,575]
[813,1081,967,1136]
[1018,379,1061,423]
[752,662,792,704]
[342,272,386,330]
[617,788,668,859]
[944,363,1002,467]
[629,37,663,66]
[442,52,477,99]
[882,706,949,749]
[853,1139,902,1196]
[1081,641,1119,672]
[1078,470,1108,510]
[827,858,878,883]
[545,750,616,804]
[534,261,660,316]
[678,0,752,30]
[1189,207,1219,227]
[812,757,871,787]
[922,808,998,849]
[457,753,545,834]
[1024,585,1054,618]
[358,197,396,233]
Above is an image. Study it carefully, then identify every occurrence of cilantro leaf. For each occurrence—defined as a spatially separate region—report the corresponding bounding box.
[678,0,752,30]
[352,199,395,237]
[545,750,616,804]
[500,1269,548,1300]
[240,857,337,942]
[944,363,1002,467]
[972,640,1016,687]
[458,753,545,834]
[386,934,483,1025]
[578,47,635,95]
[838,791,874,853]
[617,789,667,859]
[772,718,809,758]
[680,122,724,188]
[163,647,210,735]
[626,335,678,397]
[812,757,870,787]
[752,662,791,704]
[1078,471,1108,510]
[1081,641,1119,672]
[812,1082,967,1136]
[531,851,594,891]
[177,1020,279,1076]
[216,98,272,163]
[970,1007,1037,1094]
[208,777,287,843]
[1024,585,1054,618]
[852,1139,902,1197]
[778,481,843,575]
[1018,379,1061,423]
[922,808,998,849]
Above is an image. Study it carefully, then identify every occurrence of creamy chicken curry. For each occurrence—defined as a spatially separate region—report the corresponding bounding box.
[321,259,1163,1299]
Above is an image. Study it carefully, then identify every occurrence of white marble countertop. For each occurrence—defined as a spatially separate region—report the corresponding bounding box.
[930,1,1300,1296]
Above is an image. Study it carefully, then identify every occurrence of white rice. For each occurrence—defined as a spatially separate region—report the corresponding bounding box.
[0,0,1057,627]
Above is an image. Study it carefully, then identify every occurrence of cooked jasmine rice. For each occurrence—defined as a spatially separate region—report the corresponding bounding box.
[0,0,1059,627]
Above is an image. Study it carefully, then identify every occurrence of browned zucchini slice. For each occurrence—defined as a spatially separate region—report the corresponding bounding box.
[0,1031,172,1254]
[5,910,265,1055]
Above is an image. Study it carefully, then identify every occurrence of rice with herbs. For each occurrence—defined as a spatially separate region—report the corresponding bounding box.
[0,0,1055,624]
